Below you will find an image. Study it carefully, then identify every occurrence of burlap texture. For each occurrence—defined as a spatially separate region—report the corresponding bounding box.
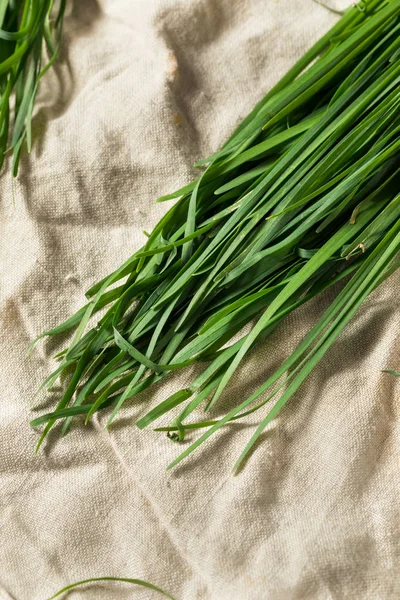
[1,1,399,598]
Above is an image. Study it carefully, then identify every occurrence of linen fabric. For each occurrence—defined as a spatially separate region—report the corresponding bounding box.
[1,1,399,598]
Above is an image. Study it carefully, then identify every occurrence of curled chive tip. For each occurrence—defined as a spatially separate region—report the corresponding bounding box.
[47,576,176,600]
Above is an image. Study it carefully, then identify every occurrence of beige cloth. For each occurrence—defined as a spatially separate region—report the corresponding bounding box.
[1,1,399,599]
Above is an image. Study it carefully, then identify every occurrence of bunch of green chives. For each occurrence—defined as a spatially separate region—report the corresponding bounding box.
[0,0,65,176]
[31,0,400,472]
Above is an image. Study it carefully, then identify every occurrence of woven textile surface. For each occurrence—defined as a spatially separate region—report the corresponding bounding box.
[1,1,399,598]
